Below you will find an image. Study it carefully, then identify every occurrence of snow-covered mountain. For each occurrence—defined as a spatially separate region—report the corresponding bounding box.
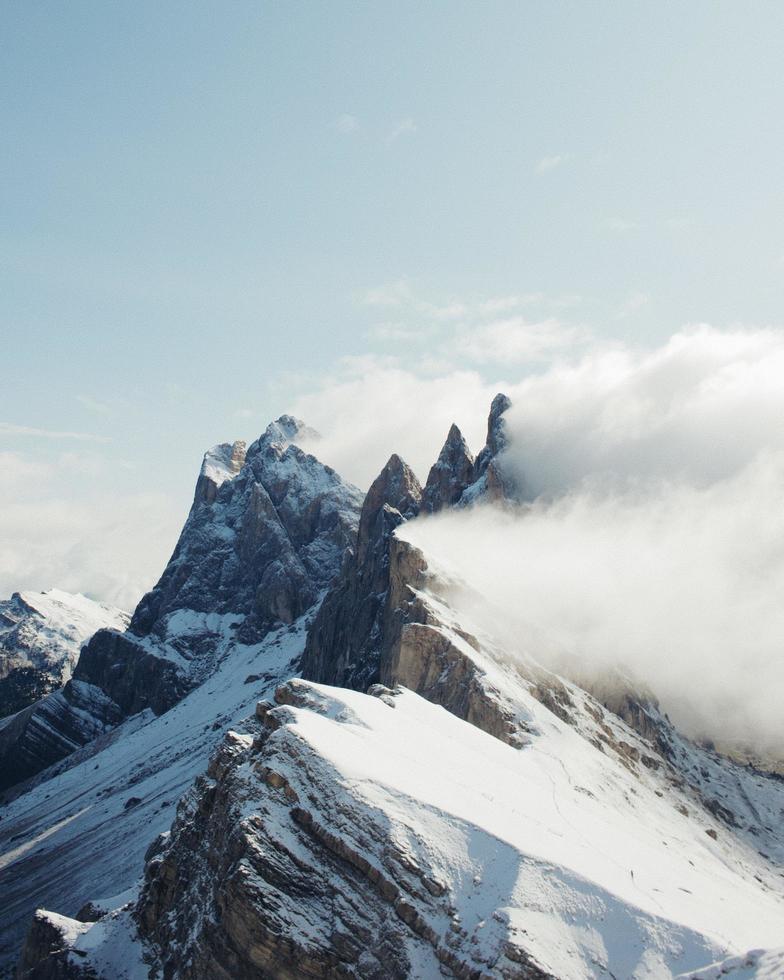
[0,590,128,718]
[0,416,362,796]
[4,397,784,979]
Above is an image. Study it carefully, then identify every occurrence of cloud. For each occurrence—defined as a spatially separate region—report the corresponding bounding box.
[456,316,588,364]
[336,113,359,134]
[76,394,111,416]
[387,117,416,142]
[292,359,497,488]
[396,324,784,754]
[535,153,569,174]
[615,291,650,320]
[603,217,639,233]
[0,422,111,443]
[0,449,181,610]
[361,278,414,307]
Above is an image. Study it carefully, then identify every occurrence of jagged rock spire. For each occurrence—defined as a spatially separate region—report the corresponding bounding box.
[301,453,422,690]
[358,454,422,562]
[422,424,475,514]
[474,392,512,479]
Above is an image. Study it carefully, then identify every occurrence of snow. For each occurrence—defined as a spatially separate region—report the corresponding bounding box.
[0,588,129,683]
[679,948,784,979]
[200,443,242,489]
[0,612,308,974]
[270,683,784,978]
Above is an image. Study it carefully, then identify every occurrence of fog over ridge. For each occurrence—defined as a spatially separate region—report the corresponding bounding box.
[398,324,784,755]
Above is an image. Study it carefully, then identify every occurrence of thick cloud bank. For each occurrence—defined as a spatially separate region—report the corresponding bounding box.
[399,326,784,755]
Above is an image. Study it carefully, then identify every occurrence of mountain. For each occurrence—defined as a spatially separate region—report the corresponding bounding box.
[0,590,128,718]
[5,396,784,979]
[0,417,362,795]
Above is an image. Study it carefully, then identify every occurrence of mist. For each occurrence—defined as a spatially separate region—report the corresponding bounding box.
[397,325,784,756]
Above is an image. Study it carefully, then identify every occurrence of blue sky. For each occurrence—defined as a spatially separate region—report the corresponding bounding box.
[2,2,784,606]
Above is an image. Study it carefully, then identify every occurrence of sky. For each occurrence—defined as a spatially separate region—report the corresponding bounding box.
[2,2,784,608]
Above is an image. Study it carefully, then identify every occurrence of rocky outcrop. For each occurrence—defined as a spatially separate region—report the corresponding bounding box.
[421,424,475,513]
[0,680,125,794]
[73,630,191,718]
[0,591,128,719]
[129,681,555,980]
[300,395,515,691]
[460,393,515,506]
[193,440,247,506]
[300,454,422,689]
[16,910,91,979]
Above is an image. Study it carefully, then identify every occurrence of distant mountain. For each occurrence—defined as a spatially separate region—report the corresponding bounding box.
[0,590,128,717]
[5,395,784,980]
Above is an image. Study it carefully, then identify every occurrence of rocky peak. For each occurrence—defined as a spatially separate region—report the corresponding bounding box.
[357,454,422,563]
[300,454,422,690]
[247,414,319,457]
[421,423,475,513]
[474,391,512,477]
[194,440,247,506]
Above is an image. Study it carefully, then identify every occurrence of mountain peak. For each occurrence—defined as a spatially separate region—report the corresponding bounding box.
[486,392,512,457]
[422,423,475,513]
[250,415,320,456]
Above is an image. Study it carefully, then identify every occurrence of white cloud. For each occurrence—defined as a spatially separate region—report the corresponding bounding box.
[293,359,497,488]
[336,113,359,134]
[603,216,639,233]
[615,291,650,320]
[76,394,111,415]
[387,117,416,142]
[397,324,784,753]
[0,422,110,443]
[457,316,587,364]
[535,153,569,174]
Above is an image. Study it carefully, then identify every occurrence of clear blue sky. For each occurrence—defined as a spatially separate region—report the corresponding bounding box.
[2,1,784,605]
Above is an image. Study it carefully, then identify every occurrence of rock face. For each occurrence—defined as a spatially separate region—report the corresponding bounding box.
[301,395,514,691]
[132,681,555,980]
[461,392,515,506]
[0,417,363,797]
[29,672,784,979]
[300,454,422,689]
[421,424,475,513]
[0,591,128,718]
[131,416,362,643]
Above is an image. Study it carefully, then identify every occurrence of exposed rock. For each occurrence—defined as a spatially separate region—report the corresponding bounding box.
[461,393,516,506]
[300,454,422,689]
[0,681,124,794]
[132,416,362,641]
[0,591,128,719]
[16,911,91,979]
[130,683,556,980]
[421,424,475,513]
[193,439,247,506]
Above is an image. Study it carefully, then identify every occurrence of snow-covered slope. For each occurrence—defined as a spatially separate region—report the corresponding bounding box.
[23,676,784,979]
[0,613,308,976]
[0,590,128,717]
[17,532,784,979]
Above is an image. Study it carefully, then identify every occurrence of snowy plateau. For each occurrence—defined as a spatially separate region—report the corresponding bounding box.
[1,400,783,980]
